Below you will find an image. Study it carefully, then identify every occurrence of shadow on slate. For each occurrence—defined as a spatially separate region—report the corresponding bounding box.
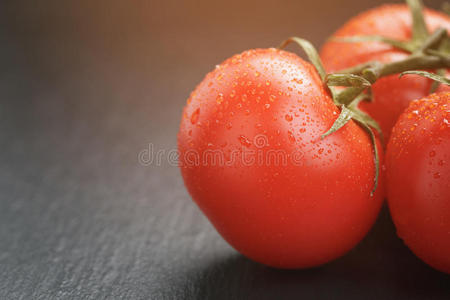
[173,206,450,300]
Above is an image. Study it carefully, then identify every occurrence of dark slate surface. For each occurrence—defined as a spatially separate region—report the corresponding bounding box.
[0,0,448,299]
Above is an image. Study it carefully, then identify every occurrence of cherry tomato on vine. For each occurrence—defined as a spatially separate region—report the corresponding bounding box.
[386,92,450,274]
[178,48,384,268]
[320,4,450,141]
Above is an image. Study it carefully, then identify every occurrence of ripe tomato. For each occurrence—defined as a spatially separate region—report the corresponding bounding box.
[386,92,450,274]
[320,4,450,141]
[178,48,384,268]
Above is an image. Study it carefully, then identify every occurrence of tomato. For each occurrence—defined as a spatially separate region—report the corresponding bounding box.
[386,92,450,274]
[178,48,384,268]
[320,4,450,141]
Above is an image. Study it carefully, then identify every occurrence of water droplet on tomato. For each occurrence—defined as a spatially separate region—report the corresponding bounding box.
[216,93,224,104]
[190,108,200,124]
[285,114,293,122]
[287,130,295,143]
[238,135,252,147]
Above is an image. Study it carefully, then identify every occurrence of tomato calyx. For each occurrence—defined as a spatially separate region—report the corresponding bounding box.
[279,38,382,196]
[331,0,450,94]
[332,0,444,54]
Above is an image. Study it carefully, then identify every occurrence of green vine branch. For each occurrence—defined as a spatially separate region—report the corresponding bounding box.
[279,0,450,196]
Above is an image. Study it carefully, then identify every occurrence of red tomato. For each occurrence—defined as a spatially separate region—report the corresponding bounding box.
[386,92,450,274]
[320,4,450,141]
[178,49,384,268]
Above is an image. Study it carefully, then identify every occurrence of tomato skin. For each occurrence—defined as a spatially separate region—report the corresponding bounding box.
[320,4,450,141]
[178,49,384,268]
[386,92,450,274]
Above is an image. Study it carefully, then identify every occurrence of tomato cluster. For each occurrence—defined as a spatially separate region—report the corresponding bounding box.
[178,2,450,272]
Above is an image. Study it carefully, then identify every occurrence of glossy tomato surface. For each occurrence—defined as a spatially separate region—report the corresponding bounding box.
[386,92,450,274]
[178,48,384,268]
[320,4,450,141]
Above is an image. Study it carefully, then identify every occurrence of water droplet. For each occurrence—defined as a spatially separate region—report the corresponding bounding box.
[429,150,436,157]
[287,130,295,143]
[216,93,224,104]
[269,95,276,102]
[238,135,252,147]
[241,94,248,102]
[226,122,232,130]
[285,114,293,122]
[264,103,271,109]
[433,172,441,179]
[265,80,271,86]
[190,108,200,124]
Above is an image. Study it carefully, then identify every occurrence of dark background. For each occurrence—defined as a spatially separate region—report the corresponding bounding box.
[0,0,448,299]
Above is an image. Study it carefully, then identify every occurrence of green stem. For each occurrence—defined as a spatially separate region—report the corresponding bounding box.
[407,0,429,43]
[336,61,382,76]
[377,54,450,77]
[417,27,447,53]
[332,51,450,115]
